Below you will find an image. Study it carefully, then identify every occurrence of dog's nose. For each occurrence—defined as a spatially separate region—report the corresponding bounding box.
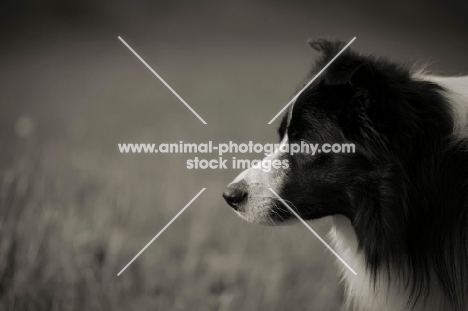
[222,181,248,210]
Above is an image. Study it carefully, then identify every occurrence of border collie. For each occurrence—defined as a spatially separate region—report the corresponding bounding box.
[222,39,468,310]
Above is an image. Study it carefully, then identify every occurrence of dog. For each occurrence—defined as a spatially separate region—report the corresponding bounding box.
[222,39,468,310]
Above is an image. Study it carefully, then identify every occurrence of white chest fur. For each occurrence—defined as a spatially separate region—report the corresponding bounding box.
[329,216,445,311]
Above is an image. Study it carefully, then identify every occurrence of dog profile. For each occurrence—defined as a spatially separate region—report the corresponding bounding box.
[223,39,468,310]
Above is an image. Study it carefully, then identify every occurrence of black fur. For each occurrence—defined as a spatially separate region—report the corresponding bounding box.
[273,39,468,309]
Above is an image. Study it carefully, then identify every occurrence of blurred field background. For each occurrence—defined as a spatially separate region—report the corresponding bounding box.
[1,1,468,310]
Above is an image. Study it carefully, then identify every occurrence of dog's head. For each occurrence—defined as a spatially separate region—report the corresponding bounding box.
[222,39,468,308]
[222,38,451,227]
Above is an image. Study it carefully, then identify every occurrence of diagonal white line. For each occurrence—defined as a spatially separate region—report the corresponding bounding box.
[117,188,206,276]
[118,36,207,124]
[267,37,356,124]
[268,188,357,276]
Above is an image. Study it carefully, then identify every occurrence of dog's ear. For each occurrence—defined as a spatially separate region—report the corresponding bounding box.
[308,38,374,87]
[308,38,342,55]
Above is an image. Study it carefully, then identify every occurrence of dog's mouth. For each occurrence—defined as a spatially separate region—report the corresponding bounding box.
[231,205,293,226]
[222,181,296,225]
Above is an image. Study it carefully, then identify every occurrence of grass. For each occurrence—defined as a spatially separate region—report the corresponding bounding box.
[0,142,342,310]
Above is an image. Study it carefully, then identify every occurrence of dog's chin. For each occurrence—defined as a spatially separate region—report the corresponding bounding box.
[233,205,297,226]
